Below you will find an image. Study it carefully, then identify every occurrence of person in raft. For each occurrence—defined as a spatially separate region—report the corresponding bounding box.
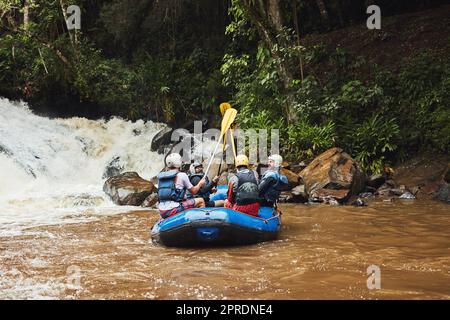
[224,154,261,216]
[187,162,225,207]
[258,154,289,207]
[157,153,206,219]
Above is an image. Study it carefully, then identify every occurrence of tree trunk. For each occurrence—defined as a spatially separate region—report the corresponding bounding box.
[292,0,304,83]
[23,0,30,30]
[267,0,283,32]
[240,0,298,124]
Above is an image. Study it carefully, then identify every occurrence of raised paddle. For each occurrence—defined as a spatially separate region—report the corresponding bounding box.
[218,103,233,175]
[204,108,237,177]
[219,102,230,148]
[219,102,231,116]
[219,102,232,156]
[219,102,237,159]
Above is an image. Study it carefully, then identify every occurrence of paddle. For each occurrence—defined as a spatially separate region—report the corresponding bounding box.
[217,103,237,176]
[219,102,231,116]
[204,108,237,177]
[219,102,230,152]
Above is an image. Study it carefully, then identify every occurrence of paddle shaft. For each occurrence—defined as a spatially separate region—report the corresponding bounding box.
[204,133,223,177]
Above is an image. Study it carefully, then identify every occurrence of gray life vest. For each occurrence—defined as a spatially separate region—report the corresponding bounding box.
[235,170,260,205]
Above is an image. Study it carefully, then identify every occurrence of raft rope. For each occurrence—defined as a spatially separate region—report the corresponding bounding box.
[195,208,281,224]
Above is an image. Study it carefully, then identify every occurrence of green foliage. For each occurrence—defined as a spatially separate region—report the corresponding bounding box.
[398,52,445,101]
[341,114,400,174]
[285,120,336,159]
[292,76,338,121]
[390,52,450,154]
[238,108,282,131]
[1,0,449,174]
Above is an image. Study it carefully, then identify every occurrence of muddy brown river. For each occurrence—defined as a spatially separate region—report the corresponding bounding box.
[0,199,449,300]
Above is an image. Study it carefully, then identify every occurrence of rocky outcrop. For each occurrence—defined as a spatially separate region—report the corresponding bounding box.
[299,147,366,203]
[151,127,174,154]
[280,168,300,189]
[103,172,157,206]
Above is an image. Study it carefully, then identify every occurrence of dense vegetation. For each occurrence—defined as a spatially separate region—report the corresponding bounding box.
[1,0,449,173]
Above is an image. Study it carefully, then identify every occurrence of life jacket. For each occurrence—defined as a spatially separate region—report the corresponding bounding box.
[235,170,260,205]
[260,170,289,203]
[187,173,211,200]
[157,171,186,202]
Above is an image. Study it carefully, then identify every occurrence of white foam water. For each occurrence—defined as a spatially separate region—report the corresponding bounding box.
[0,98,167,236]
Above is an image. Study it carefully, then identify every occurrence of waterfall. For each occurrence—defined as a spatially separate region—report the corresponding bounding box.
[0,98,166,235]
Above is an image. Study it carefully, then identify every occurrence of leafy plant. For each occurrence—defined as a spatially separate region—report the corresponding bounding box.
[285,120,336,159]
[342,114,400,174]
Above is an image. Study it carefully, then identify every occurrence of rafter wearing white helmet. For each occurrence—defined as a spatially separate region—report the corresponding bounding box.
[268,154,283,168]
[165,153,182,169]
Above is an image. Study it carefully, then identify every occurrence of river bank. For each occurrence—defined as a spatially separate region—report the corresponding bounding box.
[1,199,449,300]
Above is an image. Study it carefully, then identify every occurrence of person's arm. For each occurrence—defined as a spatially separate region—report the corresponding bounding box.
[200,176,219,194]
[258,176,276,196]
[188,177,205,195]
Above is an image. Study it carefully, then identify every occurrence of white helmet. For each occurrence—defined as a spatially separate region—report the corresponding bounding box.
[166,153,182,168]
[189,161,202,174]
[268,154,283,168]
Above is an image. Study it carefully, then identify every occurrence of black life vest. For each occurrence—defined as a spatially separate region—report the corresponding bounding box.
[235,170,260,205]
[187,173,211,200]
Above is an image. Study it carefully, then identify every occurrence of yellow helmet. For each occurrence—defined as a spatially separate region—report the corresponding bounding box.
[235,154,249,168]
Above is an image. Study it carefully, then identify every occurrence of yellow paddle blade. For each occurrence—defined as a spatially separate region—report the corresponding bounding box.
[220,108,237,136]
[219,102,232,116]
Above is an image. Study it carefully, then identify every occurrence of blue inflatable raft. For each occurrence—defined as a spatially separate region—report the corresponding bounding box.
[151,187,281,246]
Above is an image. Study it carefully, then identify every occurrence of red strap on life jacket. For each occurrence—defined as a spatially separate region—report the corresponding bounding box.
[227,181,234,203]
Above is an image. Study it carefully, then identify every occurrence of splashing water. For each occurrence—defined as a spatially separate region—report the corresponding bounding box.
[0,98,166,236]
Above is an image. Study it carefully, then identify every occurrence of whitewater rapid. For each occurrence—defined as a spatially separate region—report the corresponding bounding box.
[0,98,167,236]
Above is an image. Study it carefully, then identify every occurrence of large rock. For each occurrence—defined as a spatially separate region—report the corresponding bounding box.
[280,168,300,189]
[289,162,308,174]
[299,147,366,203]
[311,188,350,202]
[151,127,174,154]
[103,172,156,206]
